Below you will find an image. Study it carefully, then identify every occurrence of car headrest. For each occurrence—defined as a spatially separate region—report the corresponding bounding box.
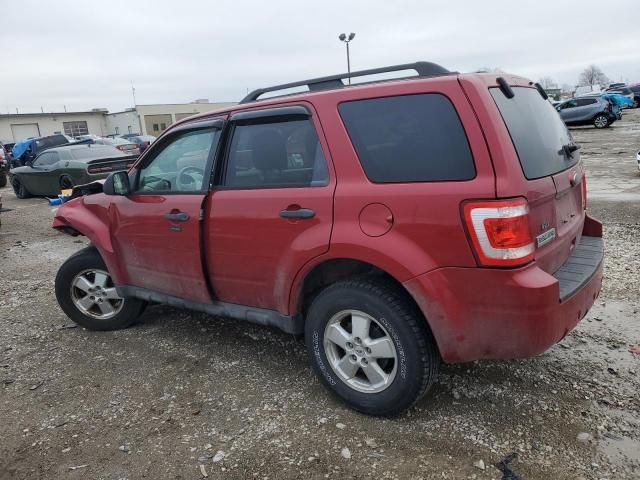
[251,128,287,172]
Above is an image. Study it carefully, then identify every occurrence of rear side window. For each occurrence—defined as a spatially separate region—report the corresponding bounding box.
[338,94,475,183]
[491,87,576,180]
[576,98,596,106]
[223,118,329,188]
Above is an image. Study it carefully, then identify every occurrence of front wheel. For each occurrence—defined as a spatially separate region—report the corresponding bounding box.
[305,278,440,416]
[11,178,31,199]
[55,247,145,330]
[593,114,610,129]
[0,174,7,188]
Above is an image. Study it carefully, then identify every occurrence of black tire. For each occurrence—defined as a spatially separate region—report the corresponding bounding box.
[305,277,440,416]
[59,175,74,190]
[0,174,7,188]
[593,114,610,129]
[55,247,145,331]
[11,178,31,199]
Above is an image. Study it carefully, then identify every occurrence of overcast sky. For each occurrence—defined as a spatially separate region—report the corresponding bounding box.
[1,0,639,113]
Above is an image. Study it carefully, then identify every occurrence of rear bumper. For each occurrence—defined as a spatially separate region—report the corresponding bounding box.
[404,216,603,363]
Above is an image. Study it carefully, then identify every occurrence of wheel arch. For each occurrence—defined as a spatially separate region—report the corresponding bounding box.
[52,200,126,283]
[290,257,439,345]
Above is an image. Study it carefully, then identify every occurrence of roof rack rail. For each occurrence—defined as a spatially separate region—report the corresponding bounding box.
[240,61,452,103]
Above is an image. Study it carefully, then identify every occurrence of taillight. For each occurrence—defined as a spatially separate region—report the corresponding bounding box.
[581,175,587,210]
[116,145,126,151]
[88,165,113,174]
[463,198,535,267]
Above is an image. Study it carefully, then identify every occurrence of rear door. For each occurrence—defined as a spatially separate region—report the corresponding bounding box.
[205,104,334,313]
[109,118,224,302]
[489,86,585,274]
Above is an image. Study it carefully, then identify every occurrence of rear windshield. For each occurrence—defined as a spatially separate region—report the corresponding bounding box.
[70,146,124,160]
[491,87,576,179]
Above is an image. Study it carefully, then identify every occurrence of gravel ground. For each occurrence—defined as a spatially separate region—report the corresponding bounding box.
[0,110,639,480]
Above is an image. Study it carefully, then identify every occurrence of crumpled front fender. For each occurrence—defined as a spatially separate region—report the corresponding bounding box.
[52,196,125,283]
[53,198,113,253]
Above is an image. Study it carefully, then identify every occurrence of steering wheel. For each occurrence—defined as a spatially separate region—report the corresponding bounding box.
[176,166,205,191]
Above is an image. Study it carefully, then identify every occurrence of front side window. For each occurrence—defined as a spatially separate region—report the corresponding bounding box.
[223,118,329,188]
[137,128,218,193]
[339,94,475,183]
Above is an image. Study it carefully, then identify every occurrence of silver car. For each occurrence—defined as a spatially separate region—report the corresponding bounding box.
[556,97,615,129]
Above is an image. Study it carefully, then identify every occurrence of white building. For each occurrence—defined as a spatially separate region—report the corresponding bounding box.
[0,110,108,143]
[0,100,236,144]
[106,101,236,137]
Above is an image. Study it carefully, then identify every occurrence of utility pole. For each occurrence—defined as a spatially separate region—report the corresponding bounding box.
[338,32,356,84]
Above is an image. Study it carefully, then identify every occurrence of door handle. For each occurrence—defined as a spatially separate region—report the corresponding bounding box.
[279,208,315,219]
[165,211,190,222]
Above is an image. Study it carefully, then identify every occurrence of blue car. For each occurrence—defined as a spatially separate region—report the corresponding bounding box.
[603,92,634,109]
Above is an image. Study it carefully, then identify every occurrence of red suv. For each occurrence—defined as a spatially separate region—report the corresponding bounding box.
[52,62,603,416]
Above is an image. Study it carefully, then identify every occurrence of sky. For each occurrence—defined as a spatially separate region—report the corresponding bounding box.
[1,0,639,113]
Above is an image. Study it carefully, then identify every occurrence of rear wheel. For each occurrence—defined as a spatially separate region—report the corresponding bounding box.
[305,278,440,416]
[11,178,31,199]
[55,247,146,331]
[593,114,609,129]
[0,174,6,188]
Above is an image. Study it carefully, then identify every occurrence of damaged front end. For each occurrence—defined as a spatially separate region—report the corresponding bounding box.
[52,180,126,284]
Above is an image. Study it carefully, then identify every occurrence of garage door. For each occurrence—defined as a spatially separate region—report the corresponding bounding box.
[11,123,40,142]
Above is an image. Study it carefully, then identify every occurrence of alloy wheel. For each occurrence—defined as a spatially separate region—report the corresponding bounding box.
[323,309,397,393]
[594,115,608,128]
[70,269,123,320]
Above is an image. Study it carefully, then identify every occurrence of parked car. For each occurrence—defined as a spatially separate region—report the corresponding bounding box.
[90,137,140,156]
[127,134,156,153]
[580,91,633,108]
[556,97,616,128]
[605,86,635,104]
[51,62,603,416]
[0,142,8,187]
[117,133,141,140]
[628,84,640,108]
[10,134,71,167]
[10,144,135,198]
[603,92,634,109]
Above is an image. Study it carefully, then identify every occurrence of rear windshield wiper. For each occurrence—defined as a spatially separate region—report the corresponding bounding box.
[559,143,580,159]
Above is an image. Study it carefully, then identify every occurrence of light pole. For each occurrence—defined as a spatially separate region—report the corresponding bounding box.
[339,32,356,84]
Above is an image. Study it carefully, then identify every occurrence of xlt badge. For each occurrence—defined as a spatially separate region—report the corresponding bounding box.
[536,228,556,248]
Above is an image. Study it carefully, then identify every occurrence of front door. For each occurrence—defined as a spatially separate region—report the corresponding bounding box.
[20,151,61,195]
[110,119,224,303]
[206,104,334,313]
